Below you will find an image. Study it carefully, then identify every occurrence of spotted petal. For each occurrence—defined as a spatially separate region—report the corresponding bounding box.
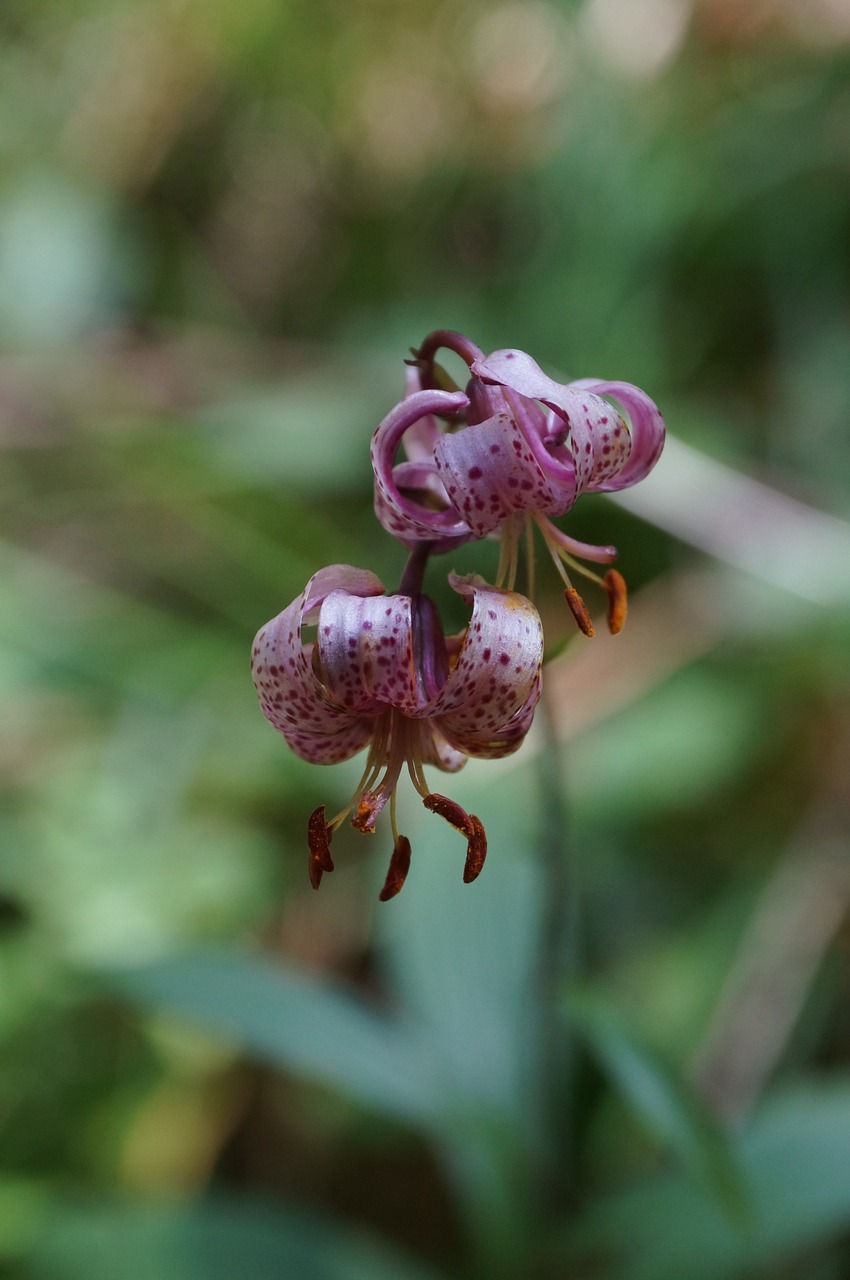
[421,726,469,773]
[252,565,385,765]
[371,387,473,548]
[317,591,423,717]
[433,410,575,537]
[424,574,543,757]
[472,348,635,500]
[570,377,665,491]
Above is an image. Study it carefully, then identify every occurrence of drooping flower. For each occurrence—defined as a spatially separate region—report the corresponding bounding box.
[371,331,666,635]
[252,563,543,899]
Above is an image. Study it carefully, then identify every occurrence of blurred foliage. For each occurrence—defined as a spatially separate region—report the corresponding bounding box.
[2,0,850,1277]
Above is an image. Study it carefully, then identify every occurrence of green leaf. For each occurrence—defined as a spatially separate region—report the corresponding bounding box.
[378,775,543,1128]
[375,766,547,1271]
[564,988,747,1219]
[567,1078,850,1280]
[100,949,442,1126]
[25,1197,446,1280]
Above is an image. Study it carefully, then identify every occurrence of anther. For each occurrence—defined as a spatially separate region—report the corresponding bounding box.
[423,793,488,886]
[307,806,334,890]
[604,569,627,635]
[564,587,595,637]
[378,835,412,902]
[462,815,487,883]
[423,792,471,833]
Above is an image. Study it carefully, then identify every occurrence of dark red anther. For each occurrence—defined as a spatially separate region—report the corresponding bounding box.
[423,791,472,834]
[604,569,627,635]
[462,815,487,884]
[423,793,488,886]
[564,586,595,637]
[307,805,334,890]
[378,835,412,902]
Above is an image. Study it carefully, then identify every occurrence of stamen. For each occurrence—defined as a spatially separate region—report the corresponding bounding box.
[327,716,390,832]
[423,793,489,885]
[352,787,388,832]
[604,569,628,635]
[390,784,401,844]
[532,511,628,636]
[350,711,408,833]
[506,515,519,591]
[404,716,432,801]
[524,513,536,600]
[535,513,618,565]
[307,806,335,890]
[496,518,512,588]
[462,815,487,883]
[407,752,431,799]
[378,835,412,901]
[423,791,472,831]
[564,587,596,638]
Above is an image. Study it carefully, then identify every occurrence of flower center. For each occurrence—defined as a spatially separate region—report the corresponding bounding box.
[307,708,487,900]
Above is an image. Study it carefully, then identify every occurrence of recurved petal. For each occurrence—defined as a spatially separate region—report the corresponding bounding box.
[371,387,472,545]
[301,564,387,620]
[423,575,543,754]
[570,378,665,491]
[317,591,422,716]
[442,670,541,760]
[472,349,631,497]
[390,460,450,510]
[433,410,574,536]
[251,566,384,764]
[421,725,469,773]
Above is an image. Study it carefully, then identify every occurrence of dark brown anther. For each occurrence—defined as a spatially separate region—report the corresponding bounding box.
[462,815,487,884]
[424,794,488,886]
[307,806,334,890]
[604,569,628,635]
[423,792,472,834]
[378,835,412,902]
[564,587,595,637]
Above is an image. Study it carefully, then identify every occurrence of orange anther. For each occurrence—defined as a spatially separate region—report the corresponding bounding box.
[565,587,595,637]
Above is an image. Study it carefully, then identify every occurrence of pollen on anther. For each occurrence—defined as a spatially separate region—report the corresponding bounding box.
[378,835,412,902]
[565,587,595,638]
[307,805,334,890]
[604,569,628,635]
[463,815,487,883]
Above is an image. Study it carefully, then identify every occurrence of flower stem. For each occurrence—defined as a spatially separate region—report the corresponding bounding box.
[397,540,433,598]
[533,678,580,1213]
[414,329,486,375]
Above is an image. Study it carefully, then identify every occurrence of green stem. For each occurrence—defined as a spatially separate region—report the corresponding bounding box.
[533,678,580,1215]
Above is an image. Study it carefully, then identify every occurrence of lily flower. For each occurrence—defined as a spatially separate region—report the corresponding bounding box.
[252,563,543,900]
[371,332,665,635]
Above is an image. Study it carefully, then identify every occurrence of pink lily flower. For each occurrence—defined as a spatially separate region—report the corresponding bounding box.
[252,563,543,900]
[371,332,665,635]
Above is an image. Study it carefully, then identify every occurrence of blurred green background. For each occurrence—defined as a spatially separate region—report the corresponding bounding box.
[2,1,850,1277]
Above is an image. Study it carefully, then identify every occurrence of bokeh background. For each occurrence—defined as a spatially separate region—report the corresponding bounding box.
[2,0,850,1276]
